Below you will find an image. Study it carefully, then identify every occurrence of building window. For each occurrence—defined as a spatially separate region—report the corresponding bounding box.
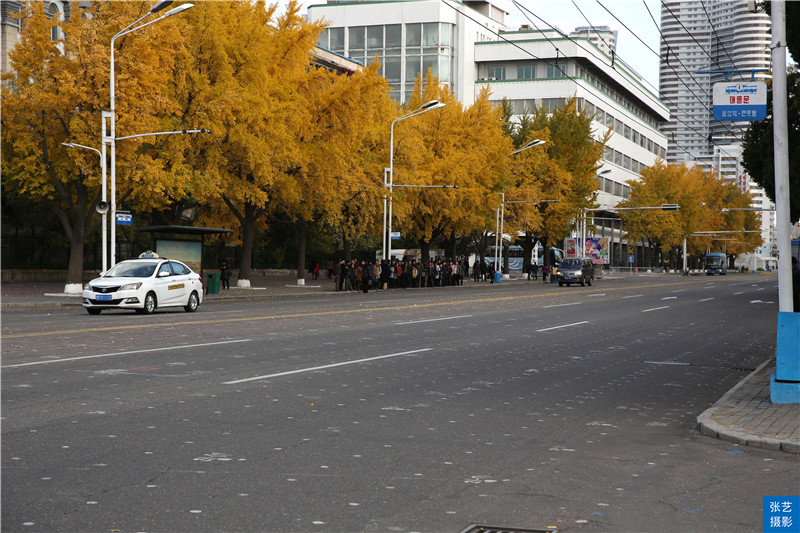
[326,27,344,53]
[547,62,567,78]
[440,23,452,47]
[386,24,402,49]
[349,27,365,50]
[49,2,62,42]
[595,108,605,124]
[406,23,421,48]
[423,55,439,78]
[385,56,401,83]
[406,55,420,82]
[367,25,383,49]
[491,66,506,80]
[542,98,565,113]
[423,22,439,47]
[517,65,534,79]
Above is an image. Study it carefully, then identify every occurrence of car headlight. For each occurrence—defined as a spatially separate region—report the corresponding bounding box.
[119,282,143,291]
[83,283,91,290]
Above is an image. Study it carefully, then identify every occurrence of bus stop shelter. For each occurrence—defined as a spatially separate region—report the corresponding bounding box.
[134,225,233,281]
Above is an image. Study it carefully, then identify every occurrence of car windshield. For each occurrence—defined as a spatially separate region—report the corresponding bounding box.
[104,262,157,278]
[560,259,581,268]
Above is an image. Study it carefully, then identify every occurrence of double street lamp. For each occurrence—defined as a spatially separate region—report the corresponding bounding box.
[108,1,194,267]
[63,2,198,281]
[383,100,446,260]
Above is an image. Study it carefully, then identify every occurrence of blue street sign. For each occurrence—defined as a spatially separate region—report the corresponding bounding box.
[390,231,401,240]
[628,254,634,264]
[116,213,132,225]
[713,81,767,121]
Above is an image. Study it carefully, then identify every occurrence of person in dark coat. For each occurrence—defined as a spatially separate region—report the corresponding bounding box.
[220,261,231,290]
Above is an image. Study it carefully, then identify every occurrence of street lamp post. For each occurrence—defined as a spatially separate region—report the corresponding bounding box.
[383,100,445,260]
[108,1,194,267]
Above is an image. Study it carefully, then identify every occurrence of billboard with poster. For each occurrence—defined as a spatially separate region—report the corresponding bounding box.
[566,237,609,264]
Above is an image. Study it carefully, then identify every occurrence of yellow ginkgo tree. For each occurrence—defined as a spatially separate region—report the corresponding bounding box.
[271,59,394,282]
[391,73,513,263]
[1,1,191,291]
[620,161,760,269]
[178,1,324,285]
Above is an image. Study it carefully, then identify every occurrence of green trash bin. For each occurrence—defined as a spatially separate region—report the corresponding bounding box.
[206,272,220,294]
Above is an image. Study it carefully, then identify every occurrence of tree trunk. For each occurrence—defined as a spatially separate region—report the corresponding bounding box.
[295,218,307,285]
[236,204,258,287]
[420,239,431,264]
[64,220,86,293]
[520,232,535,273]
[342,230,352,262]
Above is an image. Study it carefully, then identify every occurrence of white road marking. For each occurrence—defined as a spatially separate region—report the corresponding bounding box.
[542,302,582,309]
[536,321,589,332]
[223,348,433,385]
[642,306,669,313]
[644,361,690,366]
[395,315,471,325]
[699,298,715,302]
[623,294,644,299]
[2,340,252,369]
[661,296,678,300]
[588,293,606,297]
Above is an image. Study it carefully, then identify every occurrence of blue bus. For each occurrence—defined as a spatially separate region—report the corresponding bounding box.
[704,253,727,275]
[484,245,565,272]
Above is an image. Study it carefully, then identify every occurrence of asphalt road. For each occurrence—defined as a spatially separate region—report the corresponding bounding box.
[2,274,796,532]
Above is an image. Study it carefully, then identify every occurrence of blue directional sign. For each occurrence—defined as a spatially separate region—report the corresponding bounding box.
[116,213,132,226]
[713,81,767,121]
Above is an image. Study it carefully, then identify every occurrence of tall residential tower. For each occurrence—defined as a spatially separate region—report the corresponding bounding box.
[659,0,774,267]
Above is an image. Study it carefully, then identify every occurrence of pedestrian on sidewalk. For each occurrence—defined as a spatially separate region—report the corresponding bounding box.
[220,261,231,290]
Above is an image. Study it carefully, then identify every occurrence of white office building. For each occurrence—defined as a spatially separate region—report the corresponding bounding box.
[308,0,670,265]
[310,0,512,105]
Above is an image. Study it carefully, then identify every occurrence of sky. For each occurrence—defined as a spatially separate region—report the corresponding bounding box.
[276,0,663,91]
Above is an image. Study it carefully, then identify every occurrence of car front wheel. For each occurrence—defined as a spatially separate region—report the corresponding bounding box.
[137,292,157,314]
[184,291,199,312]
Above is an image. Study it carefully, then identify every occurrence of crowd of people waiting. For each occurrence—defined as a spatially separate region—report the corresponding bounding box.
[331,258,505,293]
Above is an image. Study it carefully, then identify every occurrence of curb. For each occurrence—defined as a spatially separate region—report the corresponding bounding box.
[697,358,800,454]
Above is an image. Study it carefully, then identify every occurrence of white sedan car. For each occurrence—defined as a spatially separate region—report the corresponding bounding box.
[82,258,203,315]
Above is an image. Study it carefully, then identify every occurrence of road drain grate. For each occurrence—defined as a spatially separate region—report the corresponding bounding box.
[459,525,556,533]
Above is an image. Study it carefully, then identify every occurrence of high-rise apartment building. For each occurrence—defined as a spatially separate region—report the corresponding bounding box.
[659,0,774,267]
[660,0,770,164]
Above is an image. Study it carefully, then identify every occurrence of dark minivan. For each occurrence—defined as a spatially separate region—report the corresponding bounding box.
[557,258,594,287]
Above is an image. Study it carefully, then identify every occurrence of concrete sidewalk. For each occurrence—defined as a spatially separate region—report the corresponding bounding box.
[697,358,799,453]
[2,275,798,454]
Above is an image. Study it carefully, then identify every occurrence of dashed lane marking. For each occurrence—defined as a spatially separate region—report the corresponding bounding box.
[2,340,252,369]
[223,348,432,385]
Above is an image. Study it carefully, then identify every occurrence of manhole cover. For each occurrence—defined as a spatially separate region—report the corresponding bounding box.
[460,525,555,533]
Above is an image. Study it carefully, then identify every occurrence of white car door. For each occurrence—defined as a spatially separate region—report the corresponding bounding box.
[153,262,177,306]
[166,261,191,305]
